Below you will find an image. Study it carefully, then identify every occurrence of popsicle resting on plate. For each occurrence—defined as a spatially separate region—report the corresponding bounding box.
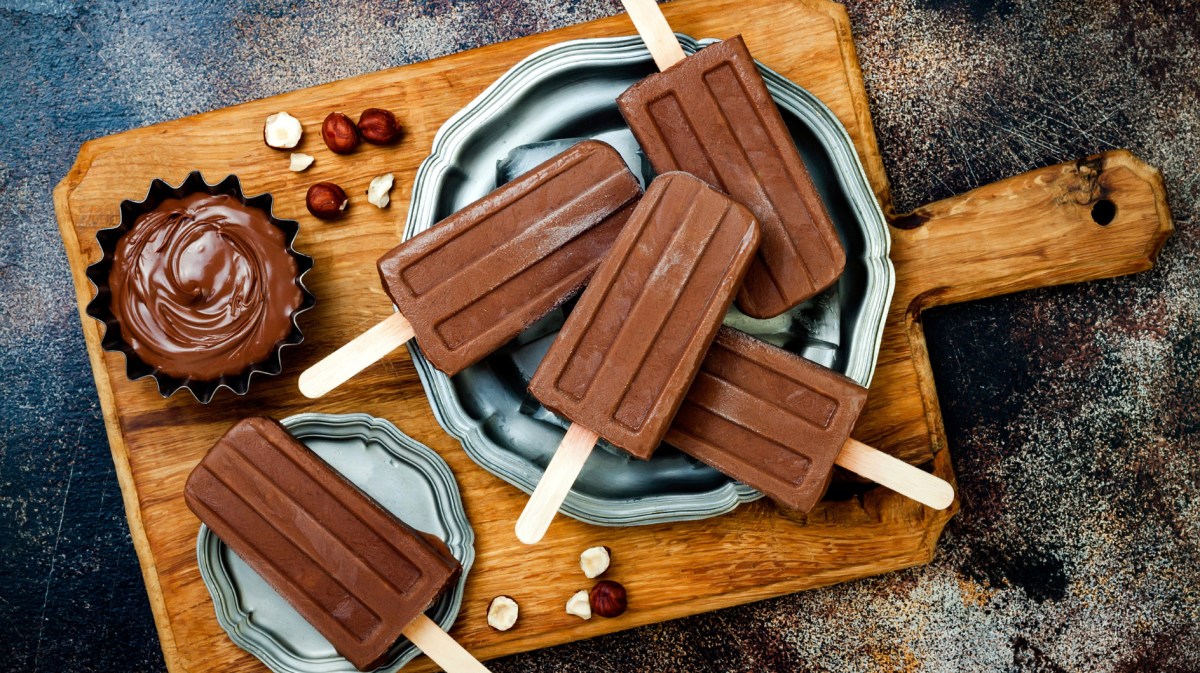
[184,417,491,673]
[299,139,641,398]
[516,171,761,544]
[618,0,845,319]
[669,327,954,512]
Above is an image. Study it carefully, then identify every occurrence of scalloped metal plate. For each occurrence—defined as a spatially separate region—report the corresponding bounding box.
[406,35,893,527]
[195,413,475,673]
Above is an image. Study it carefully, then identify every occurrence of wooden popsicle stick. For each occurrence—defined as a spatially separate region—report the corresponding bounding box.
[298,312,416,399]
[514,423,600,545]
[835,438,955,510]
[402,613,493,673]
[620,0,687,70]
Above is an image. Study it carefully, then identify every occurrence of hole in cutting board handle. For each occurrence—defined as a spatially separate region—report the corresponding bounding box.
[1091,199,1117,226]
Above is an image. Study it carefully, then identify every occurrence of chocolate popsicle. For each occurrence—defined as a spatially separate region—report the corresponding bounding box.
[185,417,490,673]
[667,328,955,512]
[515,172,760,544]
[299,139,641,398]
[617,0,844,319]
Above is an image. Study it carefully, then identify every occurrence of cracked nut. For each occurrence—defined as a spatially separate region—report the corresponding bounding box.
[487,595,519,631]
[367,173,394,209]
[289,153,315,172]
[306,182,349,220]
[580,546,611,578]
[565,590,592,620]
[263,112,302,149]
[589,580,627,618]
[358,108,401,145]
[321,112,360,154]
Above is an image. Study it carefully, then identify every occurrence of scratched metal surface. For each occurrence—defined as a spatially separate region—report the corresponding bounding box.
[0,1,1196,672]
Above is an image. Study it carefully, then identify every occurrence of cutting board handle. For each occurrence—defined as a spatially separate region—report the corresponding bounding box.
[888,149,1173,308]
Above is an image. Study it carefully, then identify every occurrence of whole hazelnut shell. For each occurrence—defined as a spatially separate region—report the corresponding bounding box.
[321,112,360,154]
[358,108,402,145]
[589,580,627,618]
[306,182,349,220]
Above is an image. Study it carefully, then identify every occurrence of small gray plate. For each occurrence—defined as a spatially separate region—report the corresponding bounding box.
[406,35,893,526]
[195,413,475,673]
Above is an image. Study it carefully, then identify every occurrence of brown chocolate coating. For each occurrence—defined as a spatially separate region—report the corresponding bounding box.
[666,327,869,512]
[378,139,641,375]
[617,35,845,319]
[529,172,760,460]
[107,193,302,380]
[184,417,462,672]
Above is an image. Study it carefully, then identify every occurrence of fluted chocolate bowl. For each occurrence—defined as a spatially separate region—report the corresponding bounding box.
[86,172,315,403]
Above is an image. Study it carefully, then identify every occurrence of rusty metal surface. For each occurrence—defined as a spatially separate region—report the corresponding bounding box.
[0,0,1195,671]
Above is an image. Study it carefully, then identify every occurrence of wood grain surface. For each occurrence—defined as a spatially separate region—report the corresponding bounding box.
[51,0,1173,671]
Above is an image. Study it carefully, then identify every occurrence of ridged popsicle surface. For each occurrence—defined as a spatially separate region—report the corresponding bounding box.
[618,36,844,319]
[378,140,641,375]
[184,417,461,672]
[529,172,760,459]
[666,328,868,512]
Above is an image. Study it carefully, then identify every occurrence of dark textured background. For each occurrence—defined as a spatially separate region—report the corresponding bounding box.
[1,0,1196,671]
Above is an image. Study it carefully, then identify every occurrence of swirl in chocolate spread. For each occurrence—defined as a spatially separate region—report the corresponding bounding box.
[108,193,302,380]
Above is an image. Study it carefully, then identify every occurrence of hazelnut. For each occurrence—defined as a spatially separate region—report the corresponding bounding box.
[366,173,394,209]
[589,580,627,618]
[358,108,402,145]
[263,112,302,149]
[321,112,359,154]
[289,153,315,172]
[580,546,611,578]
[486,595,519,631]
[565,590,592,620]
[306,182,349,220]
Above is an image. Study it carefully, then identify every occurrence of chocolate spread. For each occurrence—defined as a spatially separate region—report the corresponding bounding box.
[109,193,301,380]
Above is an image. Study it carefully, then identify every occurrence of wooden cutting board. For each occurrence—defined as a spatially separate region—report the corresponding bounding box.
[53,0,1173,670]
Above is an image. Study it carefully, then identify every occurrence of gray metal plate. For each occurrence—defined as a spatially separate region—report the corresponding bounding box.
[406,35,893,527]
[195,413,475,673]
